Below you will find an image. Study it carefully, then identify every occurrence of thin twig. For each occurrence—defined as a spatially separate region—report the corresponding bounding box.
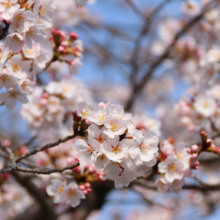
[15,131,84,163]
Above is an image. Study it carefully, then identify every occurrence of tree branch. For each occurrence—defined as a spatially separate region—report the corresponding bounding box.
[0,130,85,174]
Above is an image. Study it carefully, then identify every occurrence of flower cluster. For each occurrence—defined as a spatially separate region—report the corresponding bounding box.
[21,78,92,135]
[46,179,85,207]
[0,182,33,219]
[73,102,159,189]
[53,0,96,28]
[156,140,191,193]
[50,29,83,75]
[0,0,56,109]
[162,84,220,145]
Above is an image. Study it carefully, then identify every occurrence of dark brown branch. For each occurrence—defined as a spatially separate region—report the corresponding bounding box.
[15,162,80,175]
[0,130,85,174]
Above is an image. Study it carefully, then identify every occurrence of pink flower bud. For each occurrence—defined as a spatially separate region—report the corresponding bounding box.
[85,182,90,188]
[70,32,78,40]
[191,153,198,159]
[191,145,198,152]
[79,185,85,190]
[57,46,65,52]
[1,139,11,147]
[83,190,88,194]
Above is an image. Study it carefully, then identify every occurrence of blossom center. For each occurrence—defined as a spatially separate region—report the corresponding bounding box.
[98,154,106,161]
[5,3,12,8]
[98,113,105,122]
[12,63,20,71]
[26,48,34,55]
[9,91,17,98]
[57,186,63,194]
[15,14,24,23]
[86,145,94,154]
[96,134,105,143]
[81,110,88,117]
[140,142,150,151]
[68,189,76,195]
[111,122,119,131]
[203,101,210,108]
[12,35,22,46]
[168,164,176,172]
[112,145,121,154]
[40,7,49,16]
[1,75,8,82]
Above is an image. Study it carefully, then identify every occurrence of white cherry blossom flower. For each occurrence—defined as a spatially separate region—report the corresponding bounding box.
[169,178,185,193]
[6,54,32,79]
[95,150,110,170]
[73,136,99,168]
[66,182,85,207]
[0,88,28,110]
[35,0,55,27]
[0,72,17,89]
[128,130,159,163]
[194,95,216,117]
[207,46,220,63]
[103,136,129,162]
[46,179,67,203]
[77,101,94,119]
[18,79,35,94]
[25,24,47,49]
[4,33,24,53]
[158,155,184,183]
[22,42,40,59]
[88,124,107,144]
[87,107,107,125]
[104,161,122,180]
[0,44,10,65]
[0,0,20,20]
[9,9,37,33]
[103,116,128,138]
[33,40,53,70]
[181,0,200,16]
[114,168,136,189]
[155,176,185,193]
[69,58,82,75]
[175,143,191,170]
[155,177,169,192]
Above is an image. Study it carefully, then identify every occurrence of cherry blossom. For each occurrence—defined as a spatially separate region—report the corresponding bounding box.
[4,33,24,53]
[6,54,31,79]
[0,0,20,20]
[0,88,28,110]
[158,155,184,183]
